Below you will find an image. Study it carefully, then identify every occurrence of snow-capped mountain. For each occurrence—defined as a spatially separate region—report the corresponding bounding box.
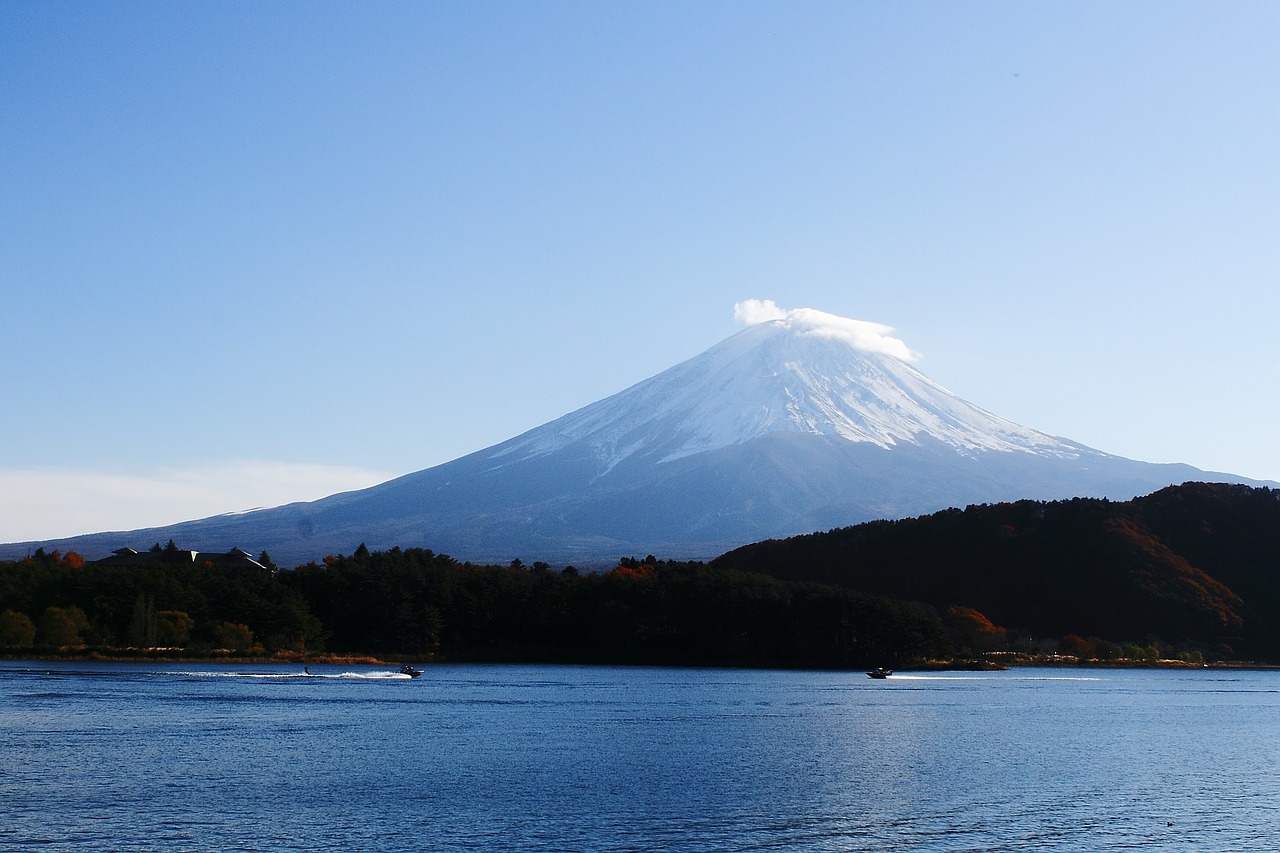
[494,307,1080,471]
[5,303,1271,566]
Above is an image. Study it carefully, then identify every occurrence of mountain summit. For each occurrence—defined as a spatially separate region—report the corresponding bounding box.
[5,302,1269,565]
[495,301,1079,471]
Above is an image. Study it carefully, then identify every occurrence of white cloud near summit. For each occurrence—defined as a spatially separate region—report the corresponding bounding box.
[733,299,919,362]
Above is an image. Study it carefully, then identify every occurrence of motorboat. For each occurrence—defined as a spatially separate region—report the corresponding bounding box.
[399,664,423,678]
[866,667,892,679]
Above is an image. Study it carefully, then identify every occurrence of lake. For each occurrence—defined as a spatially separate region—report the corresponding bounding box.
[2,662,1277,851]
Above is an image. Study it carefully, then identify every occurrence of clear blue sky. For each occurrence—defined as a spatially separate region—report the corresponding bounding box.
[3,1,1278,541]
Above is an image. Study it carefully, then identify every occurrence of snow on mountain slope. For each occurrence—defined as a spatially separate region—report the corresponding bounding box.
[491,302,1083,475]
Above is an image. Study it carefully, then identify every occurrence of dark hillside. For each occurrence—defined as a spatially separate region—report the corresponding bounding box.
[1123,483,1280,651]
[713,483,1280,659]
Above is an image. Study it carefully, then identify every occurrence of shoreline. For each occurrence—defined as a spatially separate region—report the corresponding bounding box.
[4,649,1278,671]
[0,650,401,666]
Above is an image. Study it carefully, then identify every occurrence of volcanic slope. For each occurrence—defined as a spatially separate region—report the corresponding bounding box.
[5,306,1268,565]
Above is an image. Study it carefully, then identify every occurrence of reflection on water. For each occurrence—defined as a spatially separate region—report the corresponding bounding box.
[2,662,1277,851]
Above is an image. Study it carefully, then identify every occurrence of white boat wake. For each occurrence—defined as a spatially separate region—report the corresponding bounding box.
[166,669,415,680]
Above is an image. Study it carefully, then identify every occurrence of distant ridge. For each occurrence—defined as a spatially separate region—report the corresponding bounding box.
[3,303,1273,566]
[713,481,1280,659]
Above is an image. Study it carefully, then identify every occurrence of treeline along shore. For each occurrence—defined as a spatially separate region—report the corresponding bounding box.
[1,547,946,667]
[2,482,1278,668]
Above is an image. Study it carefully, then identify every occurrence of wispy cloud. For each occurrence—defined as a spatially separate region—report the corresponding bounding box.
[733,299,919,362]
[0,461,397,542]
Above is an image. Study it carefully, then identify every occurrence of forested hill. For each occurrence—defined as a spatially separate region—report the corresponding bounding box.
[713,482,1280,660]
[0,549,949,668]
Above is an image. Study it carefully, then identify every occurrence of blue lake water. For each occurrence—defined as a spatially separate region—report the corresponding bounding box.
[2,662,1278,851]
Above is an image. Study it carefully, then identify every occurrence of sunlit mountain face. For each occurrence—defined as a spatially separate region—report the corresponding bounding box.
[488,309,1084,469]
[4,305,1268,566]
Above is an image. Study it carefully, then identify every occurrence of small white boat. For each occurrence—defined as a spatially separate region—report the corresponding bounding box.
[866,668,892,679]
[399,664,423,678]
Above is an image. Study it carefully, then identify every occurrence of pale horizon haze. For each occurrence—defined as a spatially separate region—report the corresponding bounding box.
[3,2,1278,543]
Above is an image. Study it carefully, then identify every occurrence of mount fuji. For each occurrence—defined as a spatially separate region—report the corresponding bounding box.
[6,302,1270,566]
